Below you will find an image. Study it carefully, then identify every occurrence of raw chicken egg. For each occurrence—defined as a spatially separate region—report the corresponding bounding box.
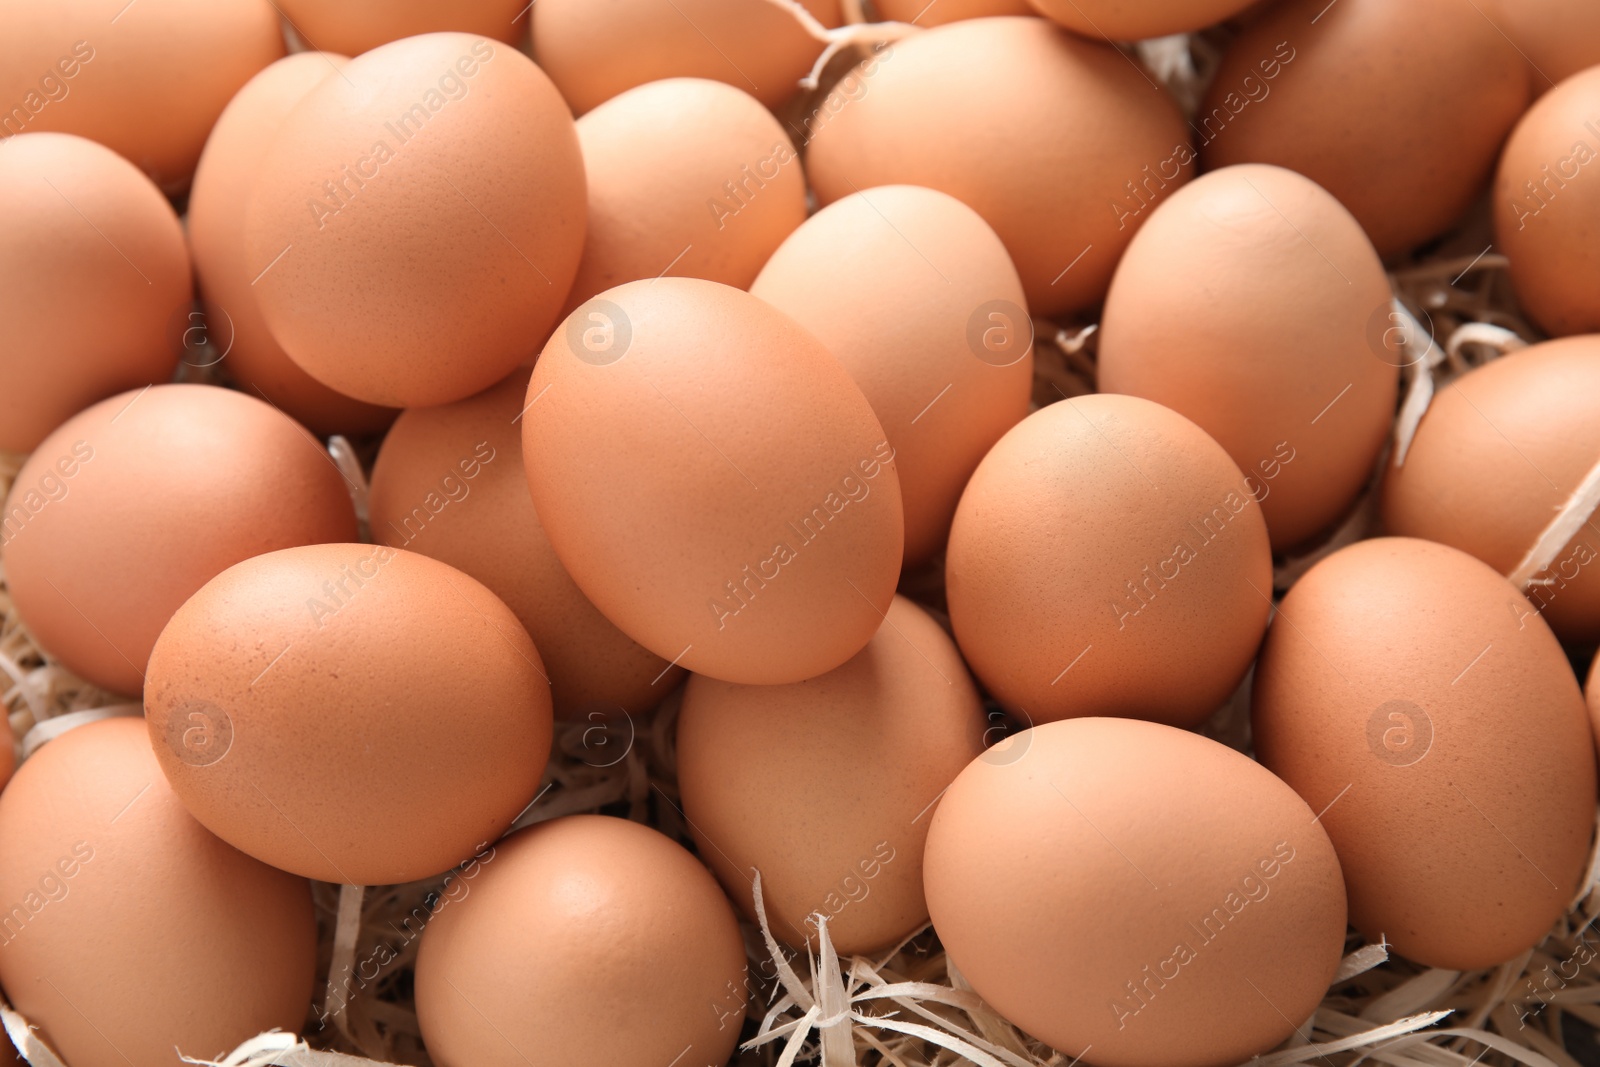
[873,0,1032,26]
[1484,0,1600,92]
[144,543,554,886]
[245,32,586,408]
[275,0,532,56]
[751,184,1033,567]
[946,394,1272,727]
[0,132,189,454]
[1026,0,1259,41]
[1253,537,1597,968]
[2,384,358,696]
[523,278,904,685]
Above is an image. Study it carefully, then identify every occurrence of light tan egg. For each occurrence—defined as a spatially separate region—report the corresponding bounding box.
[873,0,1033,26]
[0,717,315,1067]
[531,0,824,115]
[1483,0,1600,92]
[0,0,285,192]
[2,384,358,696]
[276,0,532,56]
[677,595,985,955]
[924,718,1347,1067]
[1494,65,1600,337]
[0,132,189,454]
[415,815,746,1067]
[1200,0,1528,257]
[523,278,904,685]
[1026,0,1258,40]
[368,372,682,720]
[1253,537,1597,968]
[946,394,1272,727]
[805,17,1192,316]
[752,184,1032,566]
[567,78,805,315]
[1099,164,1397,551]
[188,52,397,438]
[144,543,554,886]
[245,33,586,408]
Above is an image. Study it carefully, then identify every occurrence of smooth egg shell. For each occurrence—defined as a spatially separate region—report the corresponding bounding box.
[276,0,533,56]
[1026,0,1259,40]
[873,0,1033,25]
[1483,0,1600,92]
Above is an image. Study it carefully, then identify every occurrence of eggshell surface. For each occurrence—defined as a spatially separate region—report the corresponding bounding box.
[1200,0,1528,256]
[751,185,1033,566]
[1253,537,1597,969]
[1494,65,1600,337]
[2,384,358,696]
[924,717,1347,1067]
[0,0,285,192]
[873,0,1033,25]
[369,372,681,720]
[805,18,1192,315]
[0,132,189,454]
[1484,0,1600,91]
[567,78,806,314]
[415,815,746,1067]
[1026,0,1258,40]
[0,717,315,1067]
[187,52,397,438]
[1382,336,1600,644]
[1099,164,1397,551]
[677,595,985,955]
[523,278,904,685]
[144,544,554,886]
[276,0,532,56]
[946,394,1272,727]
[245,33,587,408]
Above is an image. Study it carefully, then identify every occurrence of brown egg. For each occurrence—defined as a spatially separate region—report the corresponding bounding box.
[1494,65,1600,337]
[1099,164,1397,552]
[924,718,1347,1067]
[523,278,904,685]
[531,0,824,115]
[946,394,1272,727]
[188,52,397,438]
[1589,652,1600,739]
[1026,0,1257,40]
[800,0,843,25]
[2,384,358,696]
[1253,537,1597,969]
[276,0,531,56]
[369,372,681,720]
[874,0,1033,26]
[415,815,746,1067]
[805,17,1192,316]
[0,718,315,1067]
[752,185,1033,566]
[145,544,553,886]
[566,78,805,316]
[678,595,984,955]
[0,132,189,454]
[1483,0,1600,92]
[245,33,586,409]
[1381,337,1600,644]
[1200,0,1528,257]
[0,0,285,192]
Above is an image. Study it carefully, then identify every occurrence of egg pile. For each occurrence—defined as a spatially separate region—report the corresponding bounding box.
[1,1,1599,1066]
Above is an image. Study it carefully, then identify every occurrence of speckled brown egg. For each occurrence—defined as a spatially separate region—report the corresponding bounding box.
[369,371,681,720]
[531,0,824,115]
[1099,164,1397,552]
[523,278,904,685]
[946,394,1272,727]
[1494,65,1600,337]
[0,717,315,1067]
[805,17,1192,316]
[873,0,1033,25]
[1026,0,1258,40]
[1200,0,1528,257]
[1484,0,1600,92]
[0,0,285,193]
[924,718,1347,1067]
[1253,537,1597,969]
[2,384,358,697]
[752,185,1033,567]
[677,595,985,955]
[0,132,189,454]
[144,544,553,886]
[276,0,532,56]
[1381,337,1600,644]
[245,32,586,408]
[415,815,746,1067]
[188,52,398,438]
[565,78,805,315]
